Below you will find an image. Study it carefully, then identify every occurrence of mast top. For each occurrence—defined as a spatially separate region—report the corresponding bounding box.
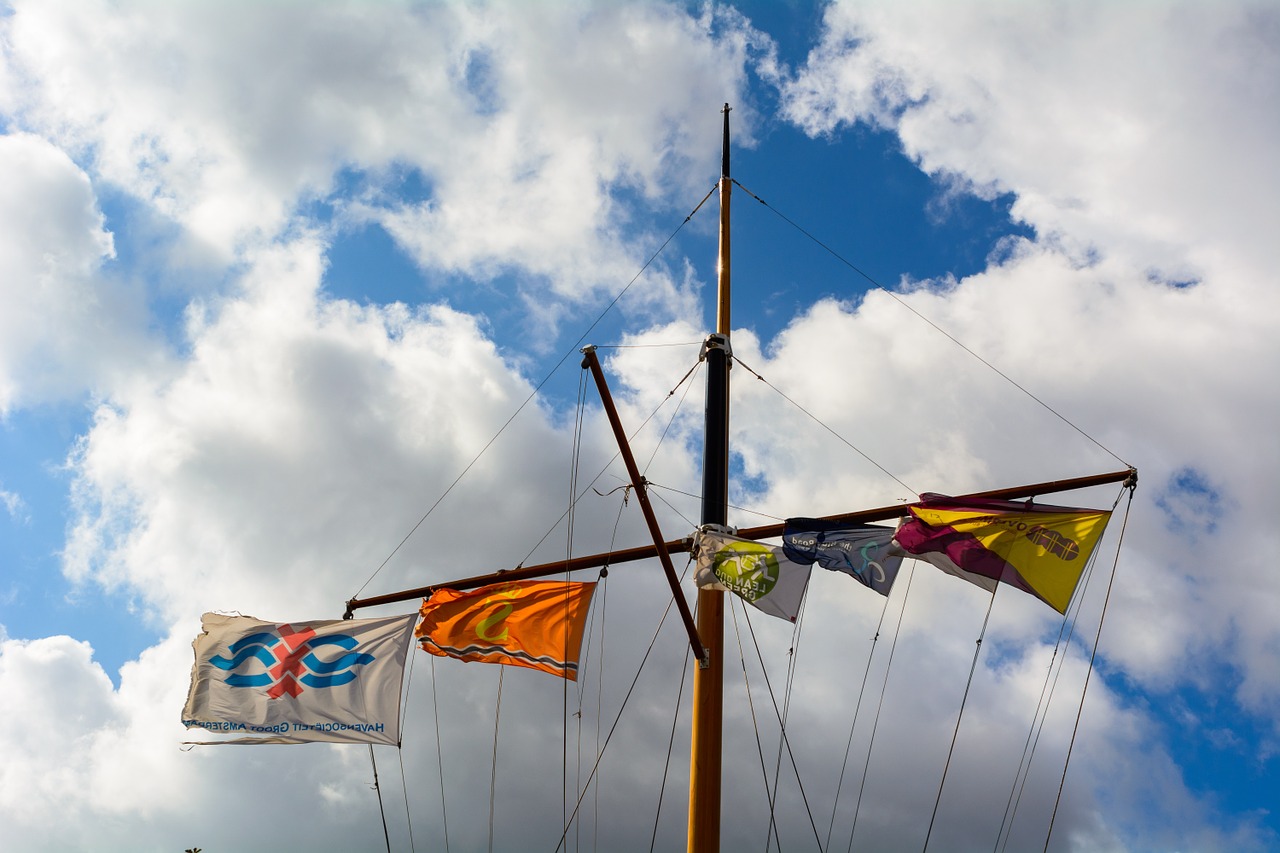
[721,103,731,179]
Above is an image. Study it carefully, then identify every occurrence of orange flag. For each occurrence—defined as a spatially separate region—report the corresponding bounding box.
[416,580,596,680]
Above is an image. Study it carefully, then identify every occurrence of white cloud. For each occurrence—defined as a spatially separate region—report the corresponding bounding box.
[773,0,1280,714]
[1,0,766,314]
[0,1,1276,850]
[783,1,1280,287]
[0,133,155,411]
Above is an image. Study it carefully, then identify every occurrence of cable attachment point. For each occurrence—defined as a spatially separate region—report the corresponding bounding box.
[698,333,731,362]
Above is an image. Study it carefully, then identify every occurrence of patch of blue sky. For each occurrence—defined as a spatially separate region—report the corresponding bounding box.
[718,120,1033,345]
[0,403,163,686]
[1155,466,1226,540]
[96,185,226,356]
[321,217,427,308]
[460,45,501,117]
[1102,665,1280,842]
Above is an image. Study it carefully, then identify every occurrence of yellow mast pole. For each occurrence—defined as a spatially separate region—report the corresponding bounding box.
[688,102,732,853]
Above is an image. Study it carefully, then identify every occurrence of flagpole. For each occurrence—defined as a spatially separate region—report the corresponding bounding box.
[688,102,733,853]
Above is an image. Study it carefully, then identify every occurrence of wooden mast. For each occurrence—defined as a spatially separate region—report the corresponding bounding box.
[688,102,732,853]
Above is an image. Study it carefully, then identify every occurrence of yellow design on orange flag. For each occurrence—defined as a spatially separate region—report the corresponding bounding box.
[415,580,596,680]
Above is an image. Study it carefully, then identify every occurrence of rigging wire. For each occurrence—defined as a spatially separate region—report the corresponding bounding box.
[398,643,420,853]
[1043,483,1137,852]
[553,560,692,853]
[515,351,704,569]
[824,592,895,851]
[732,178,1131,470]
[591,572,608,853]
[646,481,785,526]
[650,606,694,853]
[488,667,505,853]
[848,561,918,852]
[429,656,452,853]
[397,747,417,853]
[350,188,714,600]
[740,604,825,849]
[764,597,810,853]
[732,354,915,497]
[370,745,392,853]
[563,369,590,845]
[922,587,1001,852]
[728,594,786,853]
[994,490,1125,852]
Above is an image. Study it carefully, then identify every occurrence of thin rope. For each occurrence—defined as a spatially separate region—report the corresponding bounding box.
[563,371,589,843]
[370,745,392,853]
[764,599,809,852]
[729,594,786,852]
[397,747,417,853]
[848,561,918,852]
[592,571,608,853]
[997,485,1129,853]
[397,648,419,853]
[732,178,1131,470]
[641,358,703,476]
[1043,484,1137,851]
[553,562,691,853]
[645,481,785,525]
[594,341,707,350]
[351,192,713,599]
[741,604,825,849]
[429,656,451,853]
[922,586,1000,852]
[516,354,705,568]
[824,593,894,851]
[650,612,693,853]
[732,355,914,496]
[488,667,505,853]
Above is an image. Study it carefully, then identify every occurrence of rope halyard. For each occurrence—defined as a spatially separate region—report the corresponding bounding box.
[923,586,1000,852]
[995,484,1127,852]
[732,177,1133,472]
[825,591,895,851]
[740,604,825,849]
[350,194,713,601]
[1043,480,1138,852]
[849,561,918,852]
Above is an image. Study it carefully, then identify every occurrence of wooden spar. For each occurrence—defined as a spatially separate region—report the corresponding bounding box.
[340,466,1135,616]
[579,345,708,665]
[342,464,1136,615]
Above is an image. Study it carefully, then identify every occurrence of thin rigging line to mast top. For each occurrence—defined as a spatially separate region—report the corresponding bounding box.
[513,353,705,570]
[349,196,715,600]
[732,353,916,496]
[732,178,1132,471]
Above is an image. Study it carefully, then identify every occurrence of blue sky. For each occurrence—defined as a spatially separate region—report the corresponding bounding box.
[2,1,1278,851]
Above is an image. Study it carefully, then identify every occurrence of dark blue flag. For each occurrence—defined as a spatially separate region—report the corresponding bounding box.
[782,519,902,597]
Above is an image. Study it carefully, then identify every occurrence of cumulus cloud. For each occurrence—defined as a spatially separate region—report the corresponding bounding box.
[1,1,1276,850]
[785,1,1280,285]
[1,0,765,311]
[0,133,155,411]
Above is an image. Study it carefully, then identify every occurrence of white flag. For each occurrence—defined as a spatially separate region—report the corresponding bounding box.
[182,612,416,745]
[694,527,811,622]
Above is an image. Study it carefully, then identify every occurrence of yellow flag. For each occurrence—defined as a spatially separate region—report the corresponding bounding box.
[416,580,596,680]
[895,496,1111,614]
